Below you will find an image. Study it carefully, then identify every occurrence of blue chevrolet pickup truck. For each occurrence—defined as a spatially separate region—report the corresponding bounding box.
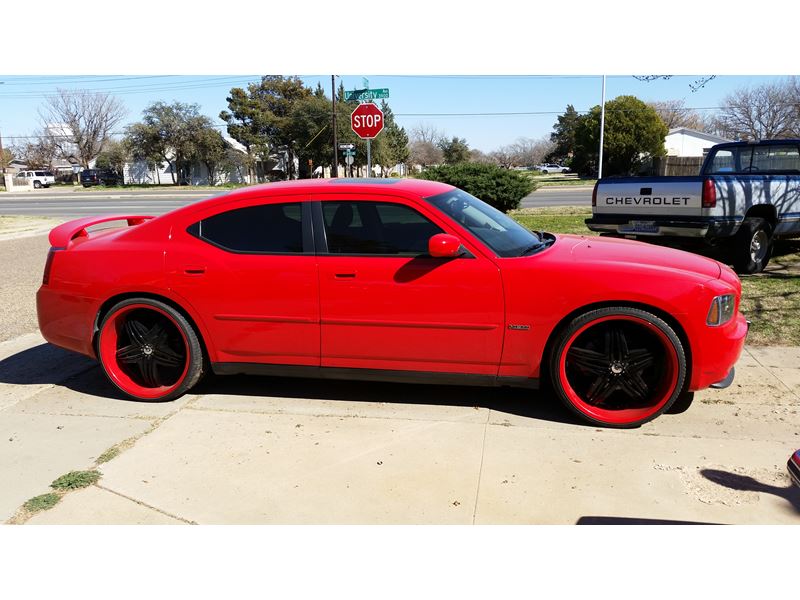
[586,139,800,273]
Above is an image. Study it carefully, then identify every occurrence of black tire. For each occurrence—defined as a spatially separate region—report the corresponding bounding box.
[731,217,772,274]
[666,391,695,414]
[548,306,687,428]
[33,181,42,189]
[541,170,549,175]
[97,298,205,402]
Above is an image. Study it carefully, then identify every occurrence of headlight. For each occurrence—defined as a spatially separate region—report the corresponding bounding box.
[707,294,735,326]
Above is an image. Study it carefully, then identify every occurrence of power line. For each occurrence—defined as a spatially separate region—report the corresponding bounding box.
[0,76,262,99]
[0,75,177,86]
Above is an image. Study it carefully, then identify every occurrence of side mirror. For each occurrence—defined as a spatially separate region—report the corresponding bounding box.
[428,233,463,258]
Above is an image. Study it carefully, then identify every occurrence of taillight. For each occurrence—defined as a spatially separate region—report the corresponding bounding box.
[42,247,62,285]
[592,181,599,207]
[702,178,716,208]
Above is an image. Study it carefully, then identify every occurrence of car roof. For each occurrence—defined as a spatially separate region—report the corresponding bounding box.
[166,178,456,219]
[714,139,800,148]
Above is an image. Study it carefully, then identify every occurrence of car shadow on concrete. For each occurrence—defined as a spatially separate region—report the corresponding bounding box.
[700,468,800,515]
[0,342,583,426]
[576,516,719,525]
[191,373,582,426]
[0,342,129,401]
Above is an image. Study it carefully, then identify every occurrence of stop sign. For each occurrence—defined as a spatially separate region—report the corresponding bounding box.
[351,103,384,139]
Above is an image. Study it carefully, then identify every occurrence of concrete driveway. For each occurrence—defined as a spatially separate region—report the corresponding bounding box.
[2,331,798,525]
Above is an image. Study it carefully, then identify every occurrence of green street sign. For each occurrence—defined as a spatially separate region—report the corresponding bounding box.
[344,88,390,102]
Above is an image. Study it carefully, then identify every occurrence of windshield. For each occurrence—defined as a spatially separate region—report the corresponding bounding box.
[425,188,543,257]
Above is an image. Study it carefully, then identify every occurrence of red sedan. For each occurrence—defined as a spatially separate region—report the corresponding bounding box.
[37,179,748,428]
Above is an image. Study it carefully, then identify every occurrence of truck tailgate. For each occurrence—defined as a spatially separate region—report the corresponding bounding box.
[594,177,703,217]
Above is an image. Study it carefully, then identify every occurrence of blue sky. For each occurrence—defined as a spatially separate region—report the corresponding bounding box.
[0,74,787,153]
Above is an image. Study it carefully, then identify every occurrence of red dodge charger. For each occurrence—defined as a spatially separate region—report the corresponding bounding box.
[37,178,748,427]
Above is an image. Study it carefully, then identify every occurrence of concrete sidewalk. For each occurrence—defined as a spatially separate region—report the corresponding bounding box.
[1,334,798,525]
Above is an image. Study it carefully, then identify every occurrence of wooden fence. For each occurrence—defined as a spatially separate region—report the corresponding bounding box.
[649,156,704,176]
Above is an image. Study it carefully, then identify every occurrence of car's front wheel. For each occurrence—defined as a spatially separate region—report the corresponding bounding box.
[97,298,204,401]
[549,307,687,428]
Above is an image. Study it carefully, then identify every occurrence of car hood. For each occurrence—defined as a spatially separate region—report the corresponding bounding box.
[558,234,722,280]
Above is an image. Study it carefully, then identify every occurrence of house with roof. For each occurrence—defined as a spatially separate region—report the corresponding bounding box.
[664,127,732,157]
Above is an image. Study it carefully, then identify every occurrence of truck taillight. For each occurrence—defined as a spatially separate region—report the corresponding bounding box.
[702,178,716,208]
[592,181,599,207]
[42,247,62,285]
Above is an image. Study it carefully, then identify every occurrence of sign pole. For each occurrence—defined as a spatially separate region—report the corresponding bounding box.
[367,139,371,178]
[598,74,606,179]
[331,75,338,178]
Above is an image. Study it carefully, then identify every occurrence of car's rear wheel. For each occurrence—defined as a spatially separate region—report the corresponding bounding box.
[34,181,42,189]
[549,307,686,428]
[97,298,204,401]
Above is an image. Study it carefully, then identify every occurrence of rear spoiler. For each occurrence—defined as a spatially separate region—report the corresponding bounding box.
[48,215,155,247]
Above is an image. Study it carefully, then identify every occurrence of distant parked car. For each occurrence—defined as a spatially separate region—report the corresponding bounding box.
[535,164,570,174]
[18,170,55,188]
[80,169,122,187]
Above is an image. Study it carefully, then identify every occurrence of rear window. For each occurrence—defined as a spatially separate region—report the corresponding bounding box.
[35,171,47,176]
[190,202,305,254]
[751,145,800,172]
[707,144,800,174]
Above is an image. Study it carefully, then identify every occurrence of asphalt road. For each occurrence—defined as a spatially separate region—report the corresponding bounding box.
[0,188,227,217]
[0,185,592,217]
[520,186,592,208]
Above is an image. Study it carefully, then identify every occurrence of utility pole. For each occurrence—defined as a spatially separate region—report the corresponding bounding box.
[331,75,338,178]
[598,75,606,180]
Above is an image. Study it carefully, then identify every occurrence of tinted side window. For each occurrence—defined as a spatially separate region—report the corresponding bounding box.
[192,203,304,253]
[322,201,442,255]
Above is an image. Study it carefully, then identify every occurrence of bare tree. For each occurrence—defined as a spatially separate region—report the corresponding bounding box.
[716,80,797,140]
[410,123,446,146]
[648,99,703,130]
[469,149,493,164]
[408,123,446,168]
[489,146,515,168]
[38,89,126,168]
[508,136,554,166]
[408,140,443,168]
[14,131,60,169]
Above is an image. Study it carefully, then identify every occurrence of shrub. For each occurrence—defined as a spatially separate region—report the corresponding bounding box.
[416,163,535,212]
[23,493,60,513]
[50,470,102,490]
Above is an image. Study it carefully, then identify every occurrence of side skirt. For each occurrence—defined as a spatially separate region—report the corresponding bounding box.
[211,362,539,390]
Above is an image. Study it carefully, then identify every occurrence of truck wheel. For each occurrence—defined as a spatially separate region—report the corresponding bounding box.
[732,217,772,274]
[33,181,42,189]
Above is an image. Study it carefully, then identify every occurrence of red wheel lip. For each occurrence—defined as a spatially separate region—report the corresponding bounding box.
[98,303,189,400]
[558,314,680,426]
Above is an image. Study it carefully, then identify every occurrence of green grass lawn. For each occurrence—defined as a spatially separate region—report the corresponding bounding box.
[510,207,800,346]
[521,173,596,187]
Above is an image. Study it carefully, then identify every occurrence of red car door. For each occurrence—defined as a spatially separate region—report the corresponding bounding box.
[167,196,320,366]
[314,194,504,375]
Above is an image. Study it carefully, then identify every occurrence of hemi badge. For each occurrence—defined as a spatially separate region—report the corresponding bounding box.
[508,324,530,331]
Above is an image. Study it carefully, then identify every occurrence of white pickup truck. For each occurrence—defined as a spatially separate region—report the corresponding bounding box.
[586,139,800,273]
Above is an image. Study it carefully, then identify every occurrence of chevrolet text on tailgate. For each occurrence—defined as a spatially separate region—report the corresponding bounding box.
[586,139,800,273]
